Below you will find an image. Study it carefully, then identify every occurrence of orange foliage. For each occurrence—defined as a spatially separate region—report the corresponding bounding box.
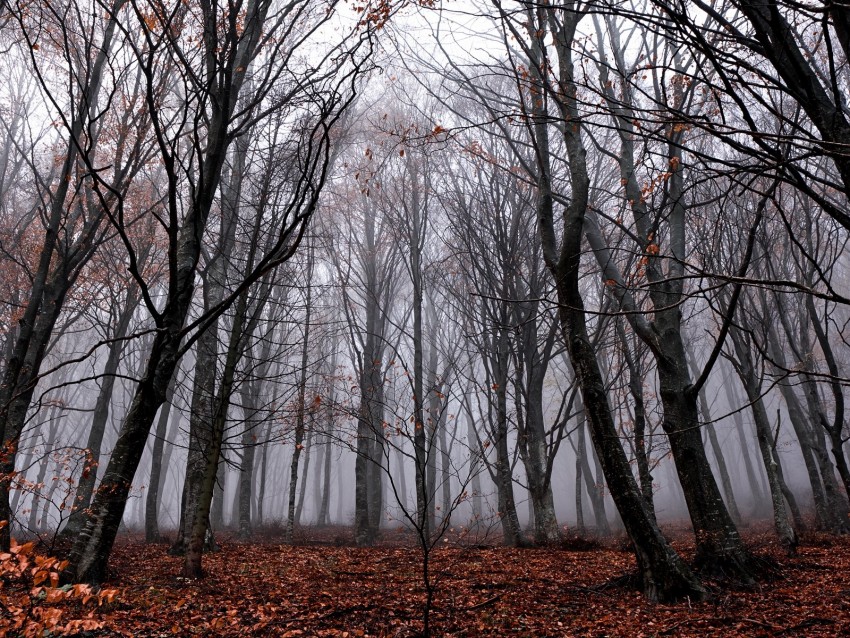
[0,526,118,637]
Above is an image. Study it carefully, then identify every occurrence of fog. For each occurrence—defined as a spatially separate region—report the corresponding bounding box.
[0,0,848,601]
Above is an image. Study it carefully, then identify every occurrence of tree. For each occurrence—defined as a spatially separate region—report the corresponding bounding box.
[0,0,151,549]
[492,0,706,601]
[61,0,372,583]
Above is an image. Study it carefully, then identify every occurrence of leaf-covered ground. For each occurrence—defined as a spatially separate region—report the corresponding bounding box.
[16,525,850,636]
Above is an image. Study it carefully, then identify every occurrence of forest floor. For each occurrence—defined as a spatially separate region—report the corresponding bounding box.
[8,522,850,637]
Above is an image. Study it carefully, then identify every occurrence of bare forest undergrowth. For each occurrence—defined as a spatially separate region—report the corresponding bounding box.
[7,523,850,637]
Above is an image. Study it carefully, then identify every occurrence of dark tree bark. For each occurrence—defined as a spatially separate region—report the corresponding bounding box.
[570,15,755,581]
[0,0,134,549]
[61,0,331,582]
[615,320,655,519]
[506,2,705,601]
[684,343,741,525]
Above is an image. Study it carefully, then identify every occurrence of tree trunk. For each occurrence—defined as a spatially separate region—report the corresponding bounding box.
[0,2,125,549]
[64,288,139,536]
[684,344,741,525]
[237,382,259,540]
[296,426,314,528]
[723,371,769,513]
[28,408,61,533]
[183,285,252,577]
[728,328,798,553]
[767,323,845,531]
[616,321,655,519]
[574,422,585,535]
[144,377,177,543]
[317,388,335,528]
[522,2,705,600]
[518,322,561,544]
[287,250,314,542]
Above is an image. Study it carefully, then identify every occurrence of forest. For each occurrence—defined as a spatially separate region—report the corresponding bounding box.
[0,0,849,635]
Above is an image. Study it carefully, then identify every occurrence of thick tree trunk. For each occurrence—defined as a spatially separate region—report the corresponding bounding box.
[684,345,741,525]
[183,285,251,577]
[62,327,181,583]
[494,374,524,547]
[367,427,384,537]
[354,411,372,545]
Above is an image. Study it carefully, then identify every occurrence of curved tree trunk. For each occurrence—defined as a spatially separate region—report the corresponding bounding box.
[514,1,704,601]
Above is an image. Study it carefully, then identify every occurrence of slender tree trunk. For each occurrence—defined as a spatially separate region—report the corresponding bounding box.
[237,383,259,540]
[519,324,561,544]
[616,322,655,519]
[173,141,244,554]
[574,422,585,535]
[723,372,768,513]
[28,408,61,533]
[312,428,324,524]
[256,423,273,527]
[64,289,139,536]
[425,347,440,534]
[465,414,482,526]
[804,294,850,499]
[767,325,845,530]
[438,413,452,528]
[144,378,177,543]
[409,160,428,542]
[0,3,125,549]
[287,251,314,541]
[210,462,226,531]
[728,328,797,553]
[317,386,335,528]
